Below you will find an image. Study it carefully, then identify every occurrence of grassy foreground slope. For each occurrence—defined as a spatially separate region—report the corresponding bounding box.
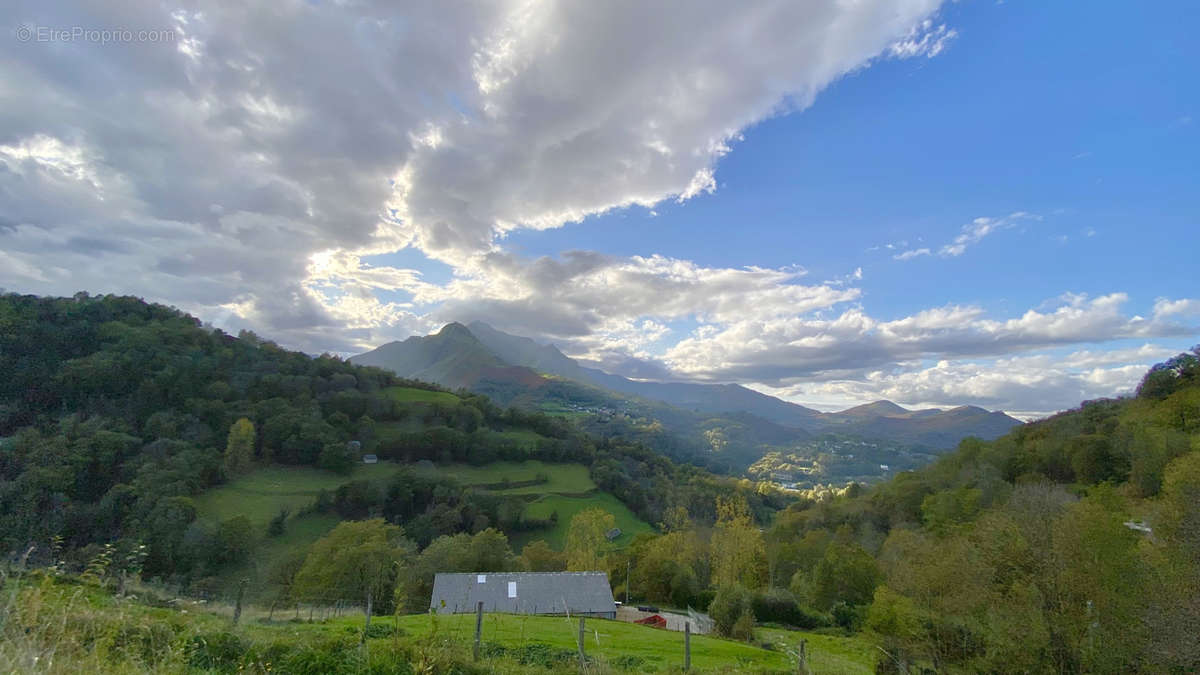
[397,613,802,672]
[2,572,875,674]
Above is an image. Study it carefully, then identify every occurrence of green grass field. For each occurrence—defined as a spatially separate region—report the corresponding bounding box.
[194,459,653,553]
[5,574,877,674]
[394,612,793,672]
[194,463,401,525]
[413,460,655,550]
[383,385,461,405]
[488,428,547,449]
[515,492,654,550]
[224,512,343,601]
[416,460,595,494]
[757,627,876,674]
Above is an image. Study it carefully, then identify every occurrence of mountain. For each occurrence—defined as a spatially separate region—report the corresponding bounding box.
[835,400,912,418]
[812,401,1021,448]
[352,323,1023,458]
[352,322,514,389]
[465,320,826,427]
[463,321,1020,441]
[822,404,1021,449]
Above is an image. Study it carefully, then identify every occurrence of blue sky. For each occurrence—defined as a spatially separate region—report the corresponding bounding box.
[502,0,1198,321]
[2,0,1197,416]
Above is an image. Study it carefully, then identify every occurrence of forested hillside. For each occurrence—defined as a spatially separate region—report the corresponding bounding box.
[752,348,1197,672]
[0,293,787,596]
[588,348,1199,672]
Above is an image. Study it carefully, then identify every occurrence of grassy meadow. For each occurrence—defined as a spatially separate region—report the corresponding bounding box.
[415,459,595,493]
[193,459,654,560]
[2,572,875,674]
[756,627,875,675]
[411,460,656,550]
[382,385,461,405]
[193,463,402,526]
[516,493,654,550]
[397,612,797,672]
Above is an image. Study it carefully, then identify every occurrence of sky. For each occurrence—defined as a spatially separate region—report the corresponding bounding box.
[1,1,1197,419]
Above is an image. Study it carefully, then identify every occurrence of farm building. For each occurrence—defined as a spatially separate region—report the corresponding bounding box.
[429,572,616,619]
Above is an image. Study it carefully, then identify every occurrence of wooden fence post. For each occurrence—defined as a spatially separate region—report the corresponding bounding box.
[361,590,374,645]
[684,621,691,671]
[232,578,248,625]
[474,601,484,661]
[577,616,586,670]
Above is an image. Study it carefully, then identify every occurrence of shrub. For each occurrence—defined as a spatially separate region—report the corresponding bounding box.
[188,632,246,670]
[709,584,755,638]
[482,641,579,667]
[831,600,868,631]
[281,637,362,675]
[731,609,756,641]
[348,622,399,639]
[319,442,356,475]
[752,588,830,629]
[611,654,650,670]
[267,507,290,537]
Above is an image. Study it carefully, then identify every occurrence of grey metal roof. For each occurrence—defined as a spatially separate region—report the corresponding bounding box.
[430,571,616,616]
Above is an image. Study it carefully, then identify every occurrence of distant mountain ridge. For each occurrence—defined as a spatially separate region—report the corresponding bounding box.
[466,321,827,427]
[351,322,1022,452]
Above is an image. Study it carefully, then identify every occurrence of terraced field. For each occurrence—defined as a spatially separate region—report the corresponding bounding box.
[193,463,401,526]
[382,385,461,405]
[412,460,655,550]
[414,459,593,494]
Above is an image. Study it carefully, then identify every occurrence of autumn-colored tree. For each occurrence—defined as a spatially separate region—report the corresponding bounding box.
[223,418,255,475]
[632,530,700,603]
[1144,452,1200,668]
[565,508,615,571]
[294,519,414,638]
[520,539,566,572]
[711,495,765,589]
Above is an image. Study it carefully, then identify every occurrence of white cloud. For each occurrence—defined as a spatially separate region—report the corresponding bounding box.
[1153,297,1200,319]
[939,212,1038,257]
[888,20,958,58]
[753,343,1183,418]
[660,292,1199,385]
[0,0,951,351]
[893,212,1040,261]
[3,2,1191,417]
[384,0,951,266]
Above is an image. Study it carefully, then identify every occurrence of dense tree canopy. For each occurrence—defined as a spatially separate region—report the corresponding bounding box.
[0,293,782,593]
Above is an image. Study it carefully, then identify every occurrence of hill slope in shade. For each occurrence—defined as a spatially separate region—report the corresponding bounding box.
[352,322,1022,451]
[351,322,508,389]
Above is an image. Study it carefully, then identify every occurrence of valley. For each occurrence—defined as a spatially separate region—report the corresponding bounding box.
[3,293,1196,673]
[353,322,1021,483]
